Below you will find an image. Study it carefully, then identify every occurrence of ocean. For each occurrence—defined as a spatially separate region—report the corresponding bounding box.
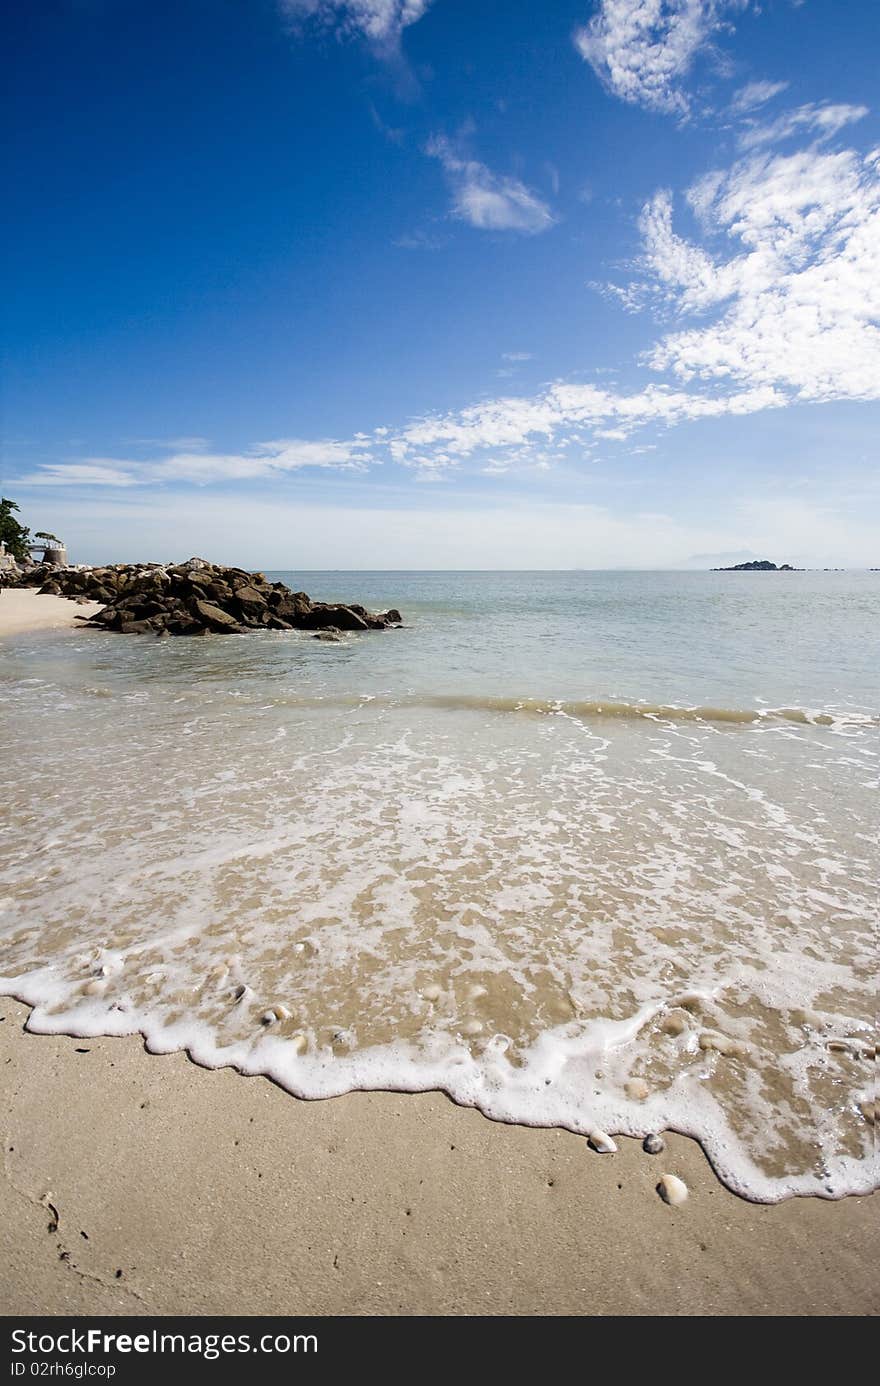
[1,570,877,1202]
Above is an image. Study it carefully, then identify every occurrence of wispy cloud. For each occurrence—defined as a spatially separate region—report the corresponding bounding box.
[278,1,432,51]
[574,0,749,118]
[154,439,373,482]
[393,227,447,250]
[386,380,785,474]
[427,135,556,234]
[12,463,144,488]
[737,101,869,150]
[12,440,374,489]
[729,79,788,114]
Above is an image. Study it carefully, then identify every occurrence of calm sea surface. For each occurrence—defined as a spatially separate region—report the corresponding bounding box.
[2,571,877,1201]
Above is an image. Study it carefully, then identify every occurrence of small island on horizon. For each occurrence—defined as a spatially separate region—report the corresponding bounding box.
[711,559,800,571]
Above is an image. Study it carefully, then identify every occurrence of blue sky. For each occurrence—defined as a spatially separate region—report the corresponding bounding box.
[4,0,879,567]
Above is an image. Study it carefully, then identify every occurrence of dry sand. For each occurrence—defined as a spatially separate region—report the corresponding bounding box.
[1,997,876,1316]
[0,587,101,636]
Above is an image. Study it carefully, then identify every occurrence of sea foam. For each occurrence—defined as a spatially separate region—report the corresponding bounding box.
[2,575,878,1204]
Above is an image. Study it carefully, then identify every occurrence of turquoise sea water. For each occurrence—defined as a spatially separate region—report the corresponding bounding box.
[1,571,877,1201]
[268,569,880,713]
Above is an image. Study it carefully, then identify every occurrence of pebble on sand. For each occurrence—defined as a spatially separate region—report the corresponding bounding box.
[421,984,442,1002]
[588,1130,617,1154]
[643,1133,665,1154]
[657,1173,689,1206]
[261,1005,291,1024]
[698,1031,743,1057]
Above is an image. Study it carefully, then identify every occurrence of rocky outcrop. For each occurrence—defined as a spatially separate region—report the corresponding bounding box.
[711,559,797,571]
[2,557,403,637]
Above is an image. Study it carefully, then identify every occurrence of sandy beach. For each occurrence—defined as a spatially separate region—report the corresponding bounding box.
[1,997,876,1317]
[0,587,102,637]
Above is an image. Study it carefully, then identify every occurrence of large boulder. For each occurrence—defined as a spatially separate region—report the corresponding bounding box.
[232,584,268,622]
[193,599,242,633]
[271,591,312,623]
[300,604,369,632]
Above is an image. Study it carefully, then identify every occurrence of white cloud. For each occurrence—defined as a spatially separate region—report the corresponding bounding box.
[635,188,740,311]
[574,0,748,117]
[427,136,555,234]
[10,440,373,489]
[154,438,372,482]
[12,463,143,488]
[645,145,880,401]
[387,379,786,471]
[729,79,789,114]
[278,1,431,49]
[738,101,869,150]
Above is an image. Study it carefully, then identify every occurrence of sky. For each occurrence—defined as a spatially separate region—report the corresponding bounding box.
[3,0,879,568]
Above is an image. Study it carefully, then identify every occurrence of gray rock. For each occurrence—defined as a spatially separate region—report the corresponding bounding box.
[193,600,241,632]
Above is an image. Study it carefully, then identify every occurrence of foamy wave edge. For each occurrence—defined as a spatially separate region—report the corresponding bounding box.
[4,972,877,1206]
[212,690,879,728]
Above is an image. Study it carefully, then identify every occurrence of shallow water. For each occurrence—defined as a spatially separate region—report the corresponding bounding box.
[1,570,877,1201]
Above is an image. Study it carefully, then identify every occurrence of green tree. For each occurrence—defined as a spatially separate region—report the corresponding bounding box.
[0,498,31,563]
[35,530,62,545]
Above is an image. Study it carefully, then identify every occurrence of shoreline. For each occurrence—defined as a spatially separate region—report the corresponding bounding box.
[0,588,101,637]
[2,997,877,1316]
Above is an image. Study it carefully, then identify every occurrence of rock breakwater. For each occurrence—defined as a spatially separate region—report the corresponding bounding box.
[3,557,402,637]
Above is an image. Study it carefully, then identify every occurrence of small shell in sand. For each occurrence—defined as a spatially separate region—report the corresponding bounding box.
[40,1192,60,1232]
[232,984,249,1003]
[858,1100,876,1124]
[461,1019,484,1037]
[261,1005,291,1025]
[657,1173,688,1206]
[421,984,442,1002]
[289,1033,308,1055]
[625,1078,650,1101]
[466,984,488,1002]
[643,1133,665,1154]
[83,979,107,997]
[588,1130,618,1154]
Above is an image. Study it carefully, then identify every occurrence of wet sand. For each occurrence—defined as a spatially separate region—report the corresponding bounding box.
[1,998,876,1316]
[0,588,101,636]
